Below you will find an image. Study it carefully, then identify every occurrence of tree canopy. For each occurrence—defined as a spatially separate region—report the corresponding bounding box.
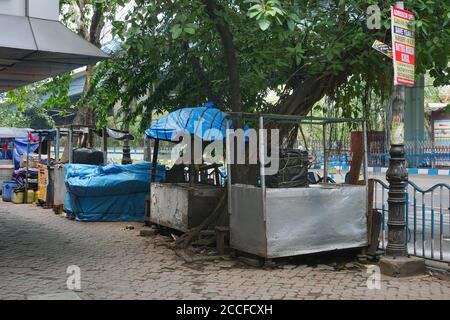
[85,0,449,132]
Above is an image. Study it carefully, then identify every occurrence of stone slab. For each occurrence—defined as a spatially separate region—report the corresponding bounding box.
[379,256,426,277]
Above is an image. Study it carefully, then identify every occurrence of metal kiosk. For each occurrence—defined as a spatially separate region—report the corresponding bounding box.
[51,126,85,213]
[0,128,22,193]
[145,106,226,232]
[51,125,133,214]
[33,130,57,207]
[226,113,370,259]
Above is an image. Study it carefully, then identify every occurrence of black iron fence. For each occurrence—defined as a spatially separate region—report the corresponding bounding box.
[372,178,450,263]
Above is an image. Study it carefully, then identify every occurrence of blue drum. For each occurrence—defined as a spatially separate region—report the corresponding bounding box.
[2,180,19,202]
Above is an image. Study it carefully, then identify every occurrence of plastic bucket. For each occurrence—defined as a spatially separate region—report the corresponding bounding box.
[12,191,24,204]
[2,180,18,202]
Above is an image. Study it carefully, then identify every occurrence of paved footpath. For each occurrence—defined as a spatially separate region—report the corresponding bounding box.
[1,201,450,300]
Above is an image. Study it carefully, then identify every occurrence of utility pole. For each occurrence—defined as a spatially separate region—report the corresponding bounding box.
[381,1,425,276]
[386,0,408,258]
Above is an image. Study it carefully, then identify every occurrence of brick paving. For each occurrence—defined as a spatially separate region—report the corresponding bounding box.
[1,201,450,300]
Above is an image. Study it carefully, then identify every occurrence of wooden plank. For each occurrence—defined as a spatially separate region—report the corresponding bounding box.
[348,132,363,185]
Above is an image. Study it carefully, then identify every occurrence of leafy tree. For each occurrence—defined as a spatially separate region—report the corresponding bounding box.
[86,0,449,133]
[0,85,55,129]
[59,0,129,141]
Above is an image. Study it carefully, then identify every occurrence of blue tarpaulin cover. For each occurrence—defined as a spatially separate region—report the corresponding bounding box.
[64,161,165,222]
[145,102,238,142]
[13,138,40,169]
[0,130,40,168]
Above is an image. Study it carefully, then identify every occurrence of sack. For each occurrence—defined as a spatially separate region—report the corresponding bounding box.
[265,149,309,188]
[72,148,104,165]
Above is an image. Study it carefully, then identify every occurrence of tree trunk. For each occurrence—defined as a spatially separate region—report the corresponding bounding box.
[202,0,242,115]
[72,4,105,147]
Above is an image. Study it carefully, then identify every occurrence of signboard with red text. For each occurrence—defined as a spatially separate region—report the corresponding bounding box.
[391,7,415,87]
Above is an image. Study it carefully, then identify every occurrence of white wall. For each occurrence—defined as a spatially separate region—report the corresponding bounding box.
[27,0,59,20]
[0,0,59,20]
[0,0,26,16]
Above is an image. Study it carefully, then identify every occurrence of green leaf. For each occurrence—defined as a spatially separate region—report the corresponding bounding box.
[170,24,182,39]
[287,20,295,31]
[184,27,196,35]
[258,19,271,31]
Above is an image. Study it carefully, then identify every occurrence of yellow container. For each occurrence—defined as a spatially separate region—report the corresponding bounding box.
[27,190,35,203]
[12,190,35,204]
[34,191,39,202]
[12,191,24,204]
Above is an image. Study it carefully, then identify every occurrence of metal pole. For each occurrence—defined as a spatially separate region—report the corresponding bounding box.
[37,133,42,163]
[102,128,108,165]
[363,121,369,185]
[68,127,73,164]
[323,123,328,183]
[386,0,408,257]
[151,139,160,183]
[258,116,267,221]
[55,128,60,162]
[363,121,370,216]
[24,132,30,204]
[225,118,232,219]
[12,141,15,166]
[47,134,51,161]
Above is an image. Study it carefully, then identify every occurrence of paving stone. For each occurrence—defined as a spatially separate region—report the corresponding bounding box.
[1,201,450,300]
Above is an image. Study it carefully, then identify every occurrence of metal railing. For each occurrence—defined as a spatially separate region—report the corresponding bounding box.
[369,140,450,168]
[372,178,450,262]
[308,139,450,169]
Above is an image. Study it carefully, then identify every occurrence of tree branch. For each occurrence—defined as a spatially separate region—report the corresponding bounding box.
[89,5,105,47]
[202,0,242,113]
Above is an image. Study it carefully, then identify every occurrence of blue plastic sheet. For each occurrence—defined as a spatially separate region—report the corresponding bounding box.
[1,137,40,168]
[65,161,165,222]
[13,138,40,169]
[145,102,244,142]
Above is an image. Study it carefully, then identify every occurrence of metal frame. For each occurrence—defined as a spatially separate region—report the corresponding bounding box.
[373,178,450,263]
[225,112,369,211]
[56,125,105,165]
[26,130,56,204]
[225,112,369,258]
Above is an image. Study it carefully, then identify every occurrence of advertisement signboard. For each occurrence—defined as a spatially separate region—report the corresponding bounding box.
[391,7,415,87]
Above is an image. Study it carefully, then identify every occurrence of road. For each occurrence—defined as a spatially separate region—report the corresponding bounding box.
[1,201,450,300]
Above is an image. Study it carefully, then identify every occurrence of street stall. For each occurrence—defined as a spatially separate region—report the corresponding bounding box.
[0,128,29,199]
[50,125,157,222]
[64,161,163,222]
[50,124,107,214]
[145,103,230,232]
[0,0,109,203]
[0,128,45,203]
[50,126,86,213]
[33,130,57,207]
[14,129,56,204]
[226,113,370,259]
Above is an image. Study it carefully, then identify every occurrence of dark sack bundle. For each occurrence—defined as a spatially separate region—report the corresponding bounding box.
[265,149,309,188]
[73,148,104,165]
